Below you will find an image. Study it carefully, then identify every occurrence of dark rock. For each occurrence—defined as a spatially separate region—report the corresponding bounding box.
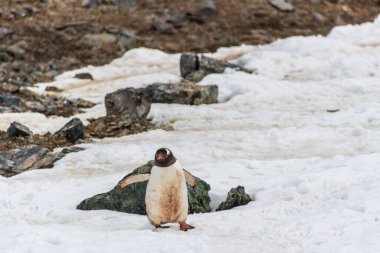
[180,54,252,81]
[77,161,212,214]
[72,98,96,108]
[268,0,295,12]
[42,99,58,115]
[18,89,95,117]
[45,86,63,92]
[6,121,33,138]
[55,118,85,142]
[0,145,63,177]
[0,157,15,176]
[105,88,151,123]
[180,54,199,78]
[216,186,252,211]
[61,146,85,154]
[0,52,12,62]
[142,81,218,105]
[199,55,251,75]
[74,72,94,80]
[0,93,25,112]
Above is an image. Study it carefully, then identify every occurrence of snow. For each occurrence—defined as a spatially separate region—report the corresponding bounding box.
[2,18,380,252]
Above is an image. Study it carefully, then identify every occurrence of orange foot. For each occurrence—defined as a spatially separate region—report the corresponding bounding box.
[155,225,170,229]
[179,221,195,231]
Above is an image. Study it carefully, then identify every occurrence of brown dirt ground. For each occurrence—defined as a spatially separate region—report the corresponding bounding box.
[1,0,379,85]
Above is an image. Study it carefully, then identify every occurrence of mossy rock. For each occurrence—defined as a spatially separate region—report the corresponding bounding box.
[77,161,212,214]
[216,185,251,211]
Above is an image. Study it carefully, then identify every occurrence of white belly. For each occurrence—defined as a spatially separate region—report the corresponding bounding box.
[145,161,188,225]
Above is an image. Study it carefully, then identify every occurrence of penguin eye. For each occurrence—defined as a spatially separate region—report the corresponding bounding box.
[165,149,171,155]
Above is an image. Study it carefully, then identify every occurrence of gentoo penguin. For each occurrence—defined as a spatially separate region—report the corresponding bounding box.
[145,148,195,231]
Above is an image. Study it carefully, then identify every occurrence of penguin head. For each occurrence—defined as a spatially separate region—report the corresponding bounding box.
[154,148,176,167]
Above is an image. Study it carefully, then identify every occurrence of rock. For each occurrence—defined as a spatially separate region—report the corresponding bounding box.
[312,12,326,23]
[45,86,63,92]
[0,27,12,39]
[19,89,95,117]
[118,36,135,51]
[142,81,218,105]
[82,0,100,7]
[104,88,151,123]
[0,145,63,177]
[0,52,12,62]
[216,186,252,211]
[6,121,33,138]
[61,146,85,154]
[199,55,251,75]
[268,0,295,12]
[84,33,117,44]
[6,44,26,59]
[152,11,185,33]
[152,18,173,33]
[180,53,198,78]
[198,0,217,16]
[180,54,252,81]
[77,161,212,214]
[0,157,15,176]
[55,118,85,142]
[120,29,136,38]
[1,83,19,93]
[74,72,94,80]
[72,98,96,108]
[0,93,25,112]
[24,101,45,112]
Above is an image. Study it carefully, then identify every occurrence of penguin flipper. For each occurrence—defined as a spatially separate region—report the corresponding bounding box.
[117,173,150,189]
[183,169,197,188]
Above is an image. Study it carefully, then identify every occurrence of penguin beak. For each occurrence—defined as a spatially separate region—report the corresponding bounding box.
[156,153,165,162]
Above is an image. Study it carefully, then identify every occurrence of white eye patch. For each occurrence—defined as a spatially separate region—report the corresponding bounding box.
[165,148,171,155]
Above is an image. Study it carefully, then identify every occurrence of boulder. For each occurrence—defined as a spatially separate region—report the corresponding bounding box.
[105,87,151,122]
[55,118,85,142]
[142,81,218,105]
[77,161,212,214]
[216,185,252,211]
[6,121,33,138]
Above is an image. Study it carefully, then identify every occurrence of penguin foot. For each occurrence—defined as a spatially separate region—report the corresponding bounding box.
[179,221,195,231]
[155,225,170,229]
